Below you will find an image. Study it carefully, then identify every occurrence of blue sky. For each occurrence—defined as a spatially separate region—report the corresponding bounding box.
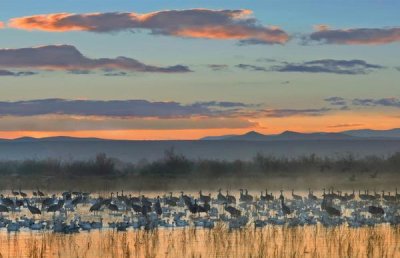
[0,1,399,139]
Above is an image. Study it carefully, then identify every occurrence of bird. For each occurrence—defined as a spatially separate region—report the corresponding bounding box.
[47,200,64,213]
[199,191,211,203]
[188,200,199,214]
[226,190,236,204]
[325,206,341,217]
[11,189,19,196]
[308,189,317,201]
[224,203,241,217]
[217,189,227,203]
[28,205,41,215]
[89,201,103,214]
[154,196,162,216]
[292,190,302,201]
[279,191,291,216]
[108,203,119,213]
[19,189,27,198]
[0,204,9,213]
[368,206,384,216]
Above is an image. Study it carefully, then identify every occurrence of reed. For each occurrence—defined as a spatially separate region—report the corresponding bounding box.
[0,225,398,257]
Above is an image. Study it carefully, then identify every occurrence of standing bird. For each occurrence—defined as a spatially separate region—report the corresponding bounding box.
[368,206,384,216]
[280,191,292,216]
[19,189,27,198]
[154,196,162,216]
[292,190,302,201]
[47,200,64,213]
[27,203,41,215]
[0,204,9,214]
[224,203,241,217]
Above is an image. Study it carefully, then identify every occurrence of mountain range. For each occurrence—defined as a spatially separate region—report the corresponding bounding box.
[0,129,400,162]
[200,128,400,141]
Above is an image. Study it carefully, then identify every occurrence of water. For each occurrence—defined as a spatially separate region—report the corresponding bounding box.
[0,190,400,257]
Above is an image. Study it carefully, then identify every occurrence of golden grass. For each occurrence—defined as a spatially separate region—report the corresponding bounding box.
[0,225,399,258]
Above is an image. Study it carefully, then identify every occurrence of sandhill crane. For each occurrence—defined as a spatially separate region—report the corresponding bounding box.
[37,189,45,197]
[108,203,119,213]
[308,189,317,201]
[199,191,211,203]
[11,189,19,196]
[27,203,41,215]
[226,190,236,204]
[155,196,162,216]
[180,192,192,206]
[322,195,341,216]
[1,197,14,207]
[89,201,103,214]
[19,189,27,198]
[188,199,199,215]
[217,189,227,203]
[47,200,64,213]
[132,204,142,213]
[368,206,384,216]
[264,189,274,201]
[382,191,396,202]
[0,204,9,214]
[239,189,253,202]
[325,206,341,216]
[279,191,291,216]
[292,190,302,201]
[224,203,241,218]
[198,201,210,214]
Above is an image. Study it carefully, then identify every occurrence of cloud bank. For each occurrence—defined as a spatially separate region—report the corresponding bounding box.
[0,45,191,73]
[0,69,36,77]
[235,59,383,75]
[8,9,289,45]
[308,26,400,45]
[0,99,253,118]
[270,59,383,75]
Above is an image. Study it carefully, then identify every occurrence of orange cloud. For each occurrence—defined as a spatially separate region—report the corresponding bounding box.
[8,9,289,44]
[0,21,4,28]
[0,111,398,140]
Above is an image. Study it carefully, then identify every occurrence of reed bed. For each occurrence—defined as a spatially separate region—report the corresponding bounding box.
[0,224,399,258]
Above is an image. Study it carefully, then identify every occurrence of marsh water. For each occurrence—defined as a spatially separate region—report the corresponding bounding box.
[0,190,400,257]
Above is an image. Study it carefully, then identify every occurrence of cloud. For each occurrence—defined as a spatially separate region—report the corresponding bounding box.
[260,108,331,117]
[270,59,383,75]
[0,99,253,118]
[0,115,257,131]
[324,97,347,106]
[0,22,4,28]
[0,69,36,77]
[103,71,128,76]
[352,97,400,108]
[308,26,400,45]
[0,45,191,73]
[235,64,268,71]
[8,9,289,45]
[207,64,229,71]
[327,123,364,128]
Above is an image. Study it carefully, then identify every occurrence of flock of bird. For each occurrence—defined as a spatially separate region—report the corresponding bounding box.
[0,188,399,233]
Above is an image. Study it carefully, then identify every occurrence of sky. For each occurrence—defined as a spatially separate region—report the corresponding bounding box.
[0,0,399,140]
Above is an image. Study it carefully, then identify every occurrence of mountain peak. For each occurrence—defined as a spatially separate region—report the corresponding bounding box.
[244,131,264,136]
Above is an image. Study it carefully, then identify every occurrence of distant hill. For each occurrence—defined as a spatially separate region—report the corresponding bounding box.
[201,128,400,141]
[0,136,104,142]
[201,130,356,141]
[343,128,400,138]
